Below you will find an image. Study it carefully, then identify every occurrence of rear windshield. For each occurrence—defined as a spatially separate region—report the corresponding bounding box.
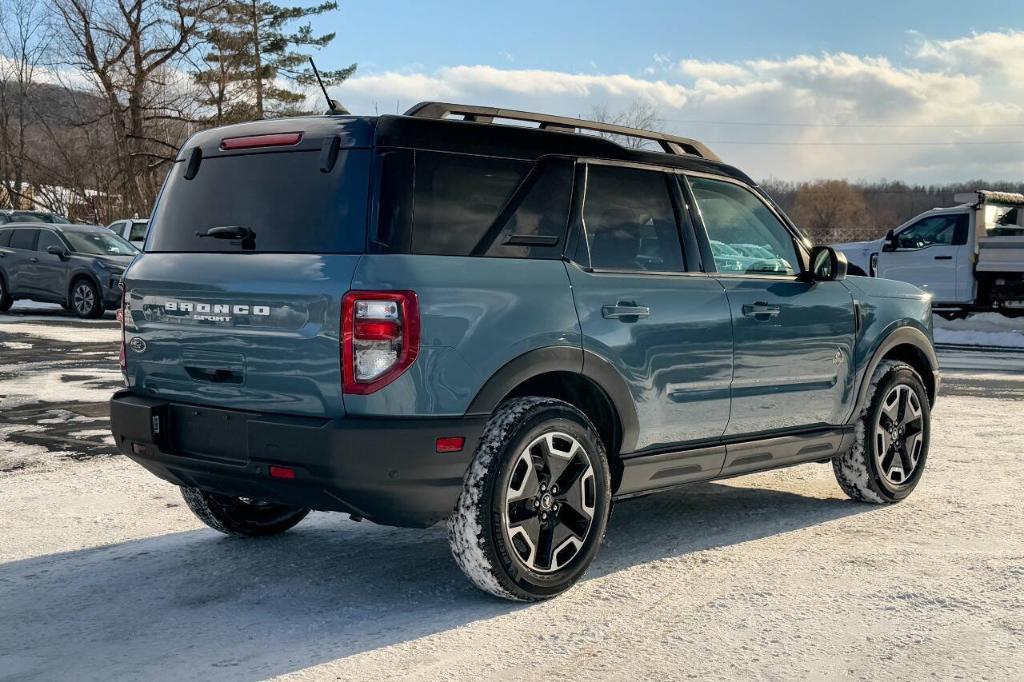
[147,149,370,253]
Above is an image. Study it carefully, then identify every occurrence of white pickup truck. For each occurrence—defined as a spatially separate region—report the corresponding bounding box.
[835,190,1024,319]
[106,218,149,247]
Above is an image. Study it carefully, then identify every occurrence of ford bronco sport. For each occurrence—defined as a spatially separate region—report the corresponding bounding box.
[109,103,939,601]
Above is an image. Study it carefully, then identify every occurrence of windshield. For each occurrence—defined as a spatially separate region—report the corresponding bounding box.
[10,211,71,224]
[64,230,139,256]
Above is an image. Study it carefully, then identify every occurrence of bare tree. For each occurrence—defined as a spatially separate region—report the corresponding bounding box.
[0,0,52,207]
[51,0,224,215]
[590,98,663,149]
[790,180,871,243]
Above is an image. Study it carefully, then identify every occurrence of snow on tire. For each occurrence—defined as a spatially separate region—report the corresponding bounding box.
[448,397,612,601]
[833,360,931,504]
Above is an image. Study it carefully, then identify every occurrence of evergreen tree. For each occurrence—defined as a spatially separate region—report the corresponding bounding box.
[196,0,356,121]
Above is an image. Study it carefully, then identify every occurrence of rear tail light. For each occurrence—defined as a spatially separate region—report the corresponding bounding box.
[341,291,420,395]
[118,284,127,373]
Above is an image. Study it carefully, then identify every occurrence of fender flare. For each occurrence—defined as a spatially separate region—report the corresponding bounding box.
[466,347,640,454]
[851,325,938,420]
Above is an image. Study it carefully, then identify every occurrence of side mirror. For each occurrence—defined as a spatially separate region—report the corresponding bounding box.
[47,245,69,260]
[808,245,847,282]
[882,229,897,252]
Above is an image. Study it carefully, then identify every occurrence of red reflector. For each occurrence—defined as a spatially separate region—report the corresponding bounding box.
[435,437,465,453]
[220,132,302,150]
[269,466,296,480]
[354,320,400,341]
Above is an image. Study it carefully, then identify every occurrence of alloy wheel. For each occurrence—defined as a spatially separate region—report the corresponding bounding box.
[502,431,596,573]
[73,283,95,315]
[874,383,925,486]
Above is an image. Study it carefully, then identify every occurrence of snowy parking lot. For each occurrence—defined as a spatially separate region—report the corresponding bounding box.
[1,305,1022,680]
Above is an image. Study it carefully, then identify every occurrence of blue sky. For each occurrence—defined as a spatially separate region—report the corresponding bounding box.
[323,0,1023,74]
[307,1,1024,183]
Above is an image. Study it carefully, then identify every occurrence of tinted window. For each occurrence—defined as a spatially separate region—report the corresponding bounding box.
[474,158,574,258]
[9,229,36,250]
[582,165,684,272]
[129,222,148,241]
[897,214,968,248]
[690,177,798,276]
[148,150,370,253]
[37,231,64,253]
[411,152,530,256]
[0,229,10,246]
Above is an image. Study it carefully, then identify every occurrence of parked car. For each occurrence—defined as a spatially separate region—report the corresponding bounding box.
[0,223,138,317]
[834,190,1024,319]
[0,209,71,225]
[107,218,149,246]
[109,102,939,601]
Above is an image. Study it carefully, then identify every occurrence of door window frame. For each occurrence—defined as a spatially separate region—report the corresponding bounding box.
[7,228,39,251]
[680,171,811,280]
[564,157,708,278]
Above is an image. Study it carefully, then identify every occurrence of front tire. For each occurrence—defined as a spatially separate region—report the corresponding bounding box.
[833,361,930,503]
[70,278,103,319]
[181,487,309,537]
[449,397,612,601]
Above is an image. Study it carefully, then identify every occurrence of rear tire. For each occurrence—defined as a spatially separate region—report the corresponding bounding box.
[70,278,103,319]
[448,397,612,601]
[833,361,930,504]
[181,487,309,537]
[0,276,12,312]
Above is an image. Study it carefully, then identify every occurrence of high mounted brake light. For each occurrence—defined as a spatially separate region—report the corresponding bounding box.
[219,132,303,150]
[341,291,420,395]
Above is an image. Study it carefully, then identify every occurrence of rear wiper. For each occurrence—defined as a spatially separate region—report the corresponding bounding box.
[196,225,256,250]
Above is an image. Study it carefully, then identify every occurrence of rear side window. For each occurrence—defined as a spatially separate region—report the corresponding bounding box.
[147,150,370,253]
[0,230,10,246]
[410,152,530,255]
[129,222,148,242]
[581,165,684,272]
[9,229,36,250]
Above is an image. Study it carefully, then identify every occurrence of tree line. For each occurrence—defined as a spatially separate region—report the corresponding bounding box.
[762,178,1024,244]
[0,0,354,222]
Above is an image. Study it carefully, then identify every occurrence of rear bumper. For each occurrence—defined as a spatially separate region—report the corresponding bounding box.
[109,391,487,528]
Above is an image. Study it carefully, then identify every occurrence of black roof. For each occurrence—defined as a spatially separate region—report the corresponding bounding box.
[177,108,754,186]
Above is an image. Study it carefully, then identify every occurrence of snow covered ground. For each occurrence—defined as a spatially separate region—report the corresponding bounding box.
[1,311,1023,680]
[933,313,1024,348]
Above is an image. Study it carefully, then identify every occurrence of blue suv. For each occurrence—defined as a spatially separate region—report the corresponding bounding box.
[109,103,939,600]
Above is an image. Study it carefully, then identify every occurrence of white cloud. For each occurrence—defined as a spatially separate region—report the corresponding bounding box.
[335,30,1024,183]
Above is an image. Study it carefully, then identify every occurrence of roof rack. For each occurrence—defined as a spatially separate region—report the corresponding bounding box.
[403,101,721,162]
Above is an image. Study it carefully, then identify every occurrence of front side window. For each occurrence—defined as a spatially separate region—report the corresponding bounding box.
[9,229,36,250]
[37,231,65,253]
[581,165,684,272]
[689,176,799,276]
[896,214,967,249]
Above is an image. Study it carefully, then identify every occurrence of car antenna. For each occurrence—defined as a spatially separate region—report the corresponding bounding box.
[309,57,349,115]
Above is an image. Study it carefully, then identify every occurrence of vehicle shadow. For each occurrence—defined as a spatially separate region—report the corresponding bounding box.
[0,480,874,680]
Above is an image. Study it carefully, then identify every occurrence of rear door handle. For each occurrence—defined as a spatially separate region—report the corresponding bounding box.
[602,302,650,320]
[742,302,781,319]
[29,257,38,263]
[934,255,953,260]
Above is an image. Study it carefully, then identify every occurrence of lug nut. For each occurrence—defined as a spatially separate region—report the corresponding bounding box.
[551,485,558,494]
[533,500,540,508]
[541,512,548,520]
[540,483,547,492]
